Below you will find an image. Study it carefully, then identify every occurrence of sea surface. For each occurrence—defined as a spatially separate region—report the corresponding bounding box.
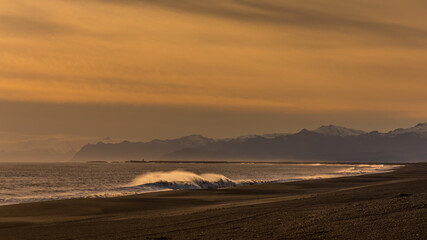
[0,162,399,206]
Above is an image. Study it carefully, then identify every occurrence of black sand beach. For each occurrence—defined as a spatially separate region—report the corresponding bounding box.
[0,163,425,240]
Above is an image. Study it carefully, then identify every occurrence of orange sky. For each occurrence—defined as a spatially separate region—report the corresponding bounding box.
[0,0,426,140]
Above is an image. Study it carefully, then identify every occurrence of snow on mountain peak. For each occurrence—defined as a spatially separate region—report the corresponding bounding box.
[314,125,366,136]
[390,122,427,135]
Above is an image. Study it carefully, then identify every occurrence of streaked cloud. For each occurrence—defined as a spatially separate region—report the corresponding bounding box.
[0,0,426,139]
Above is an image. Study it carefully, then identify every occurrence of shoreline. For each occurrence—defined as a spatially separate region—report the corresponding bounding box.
[0,163,425,239]
[0,163,400,207]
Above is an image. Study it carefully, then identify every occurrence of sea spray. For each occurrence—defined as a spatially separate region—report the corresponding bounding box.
[123,170,254,190]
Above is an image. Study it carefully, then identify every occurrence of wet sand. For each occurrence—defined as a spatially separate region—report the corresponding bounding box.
[0,163,426,240]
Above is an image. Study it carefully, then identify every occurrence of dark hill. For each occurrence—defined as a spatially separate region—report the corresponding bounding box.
[72,123,427,163]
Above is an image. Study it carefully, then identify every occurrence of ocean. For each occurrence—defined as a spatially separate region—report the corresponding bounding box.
[0,162,399,206]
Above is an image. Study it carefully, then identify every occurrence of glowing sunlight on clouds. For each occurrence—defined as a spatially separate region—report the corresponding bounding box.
[1,0,427,118]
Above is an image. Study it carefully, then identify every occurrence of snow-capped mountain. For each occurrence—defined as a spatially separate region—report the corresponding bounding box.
[72,123,427,163]
[313,125,366,136]
[389,123,427,136]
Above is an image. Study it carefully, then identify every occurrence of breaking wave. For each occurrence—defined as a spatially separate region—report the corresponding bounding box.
[334,164,398,175]
[119,165,398,192]
[121,170,255,191]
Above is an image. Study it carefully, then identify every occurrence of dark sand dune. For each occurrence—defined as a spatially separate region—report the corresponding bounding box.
[0,164,426,240]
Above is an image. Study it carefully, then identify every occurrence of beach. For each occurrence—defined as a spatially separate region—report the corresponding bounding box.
[0,163,425,240]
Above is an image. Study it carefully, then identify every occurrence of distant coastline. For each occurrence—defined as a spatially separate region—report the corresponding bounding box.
[118,160,405,165]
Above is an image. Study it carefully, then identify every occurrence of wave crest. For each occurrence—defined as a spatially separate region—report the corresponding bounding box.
[124,170,249,190]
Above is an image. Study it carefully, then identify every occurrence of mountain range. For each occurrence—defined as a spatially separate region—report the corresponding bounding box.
[72,123,427,163]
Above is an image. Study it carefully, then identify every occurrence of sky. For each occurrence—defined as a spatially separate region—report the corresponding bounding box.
[1,0,427,146]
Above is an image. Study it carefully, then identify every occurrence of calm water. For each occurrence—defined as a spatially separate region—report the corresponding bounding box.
[0,162,398,205]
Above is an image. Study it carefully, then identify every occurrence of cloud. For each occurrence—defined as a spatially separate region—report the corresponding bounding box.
[0,0,426,122]
[0,14,75,36]
[95,0,427,47]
